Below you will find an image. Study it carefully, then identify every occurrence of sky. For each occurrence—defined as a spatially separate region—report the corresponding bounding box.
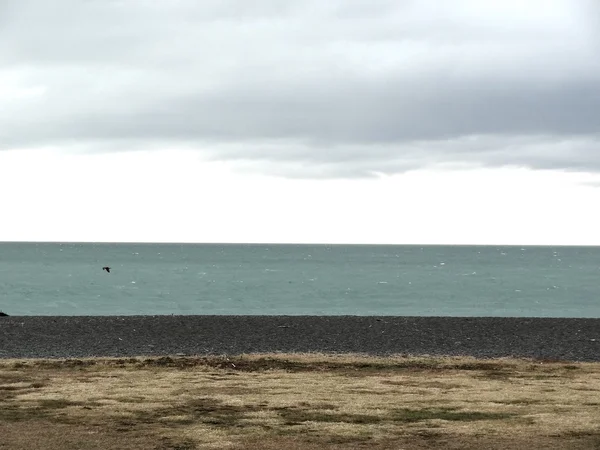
[1,0,599,245]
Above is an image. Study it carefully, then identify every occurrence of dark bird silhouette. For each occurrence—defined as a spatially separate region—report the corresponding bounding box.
[102,266,111,273]
[0,311,8,317]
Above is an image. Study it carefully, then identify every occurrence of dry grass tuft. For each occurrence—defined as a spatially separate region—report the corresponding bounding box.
[1,354,600,449]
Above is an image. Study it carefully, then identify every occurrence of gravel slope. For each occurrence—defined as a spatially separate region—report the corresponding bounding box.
[1,316,599,361]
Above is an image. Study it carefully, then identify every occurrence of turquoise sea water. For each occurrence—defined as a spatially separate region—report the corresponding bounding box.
[0,243,599,317]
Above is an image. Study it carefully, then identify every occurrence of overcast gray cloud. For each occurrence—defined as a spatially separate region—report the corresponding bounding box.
[1,0,599,177]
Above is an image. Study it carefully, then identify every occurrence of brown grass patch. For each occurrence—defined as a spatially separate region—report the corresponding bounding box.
[1,354,600,449]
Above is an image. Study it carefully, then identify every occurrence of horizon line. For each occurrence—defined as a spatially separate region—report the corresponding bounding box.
[1,240,599,247]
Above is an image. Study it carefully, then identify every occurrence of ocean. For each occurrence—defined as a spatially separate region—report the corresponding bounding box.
[0,243,599,317]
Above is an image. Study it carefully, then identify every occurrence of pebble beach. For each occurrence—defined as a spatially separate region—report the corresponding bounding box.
[1,316,599,361]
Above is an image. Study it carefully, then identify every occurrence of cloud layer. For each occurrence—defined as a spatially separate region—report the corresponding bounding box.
[1,0,599,177]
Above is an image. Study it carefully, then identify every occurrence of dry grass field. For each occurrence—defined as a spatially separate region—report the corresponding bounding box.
[1,354,600,449]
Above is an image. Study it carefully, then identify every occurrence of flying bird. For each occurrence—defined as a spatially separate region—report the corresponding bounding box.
[102,266,111,273]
